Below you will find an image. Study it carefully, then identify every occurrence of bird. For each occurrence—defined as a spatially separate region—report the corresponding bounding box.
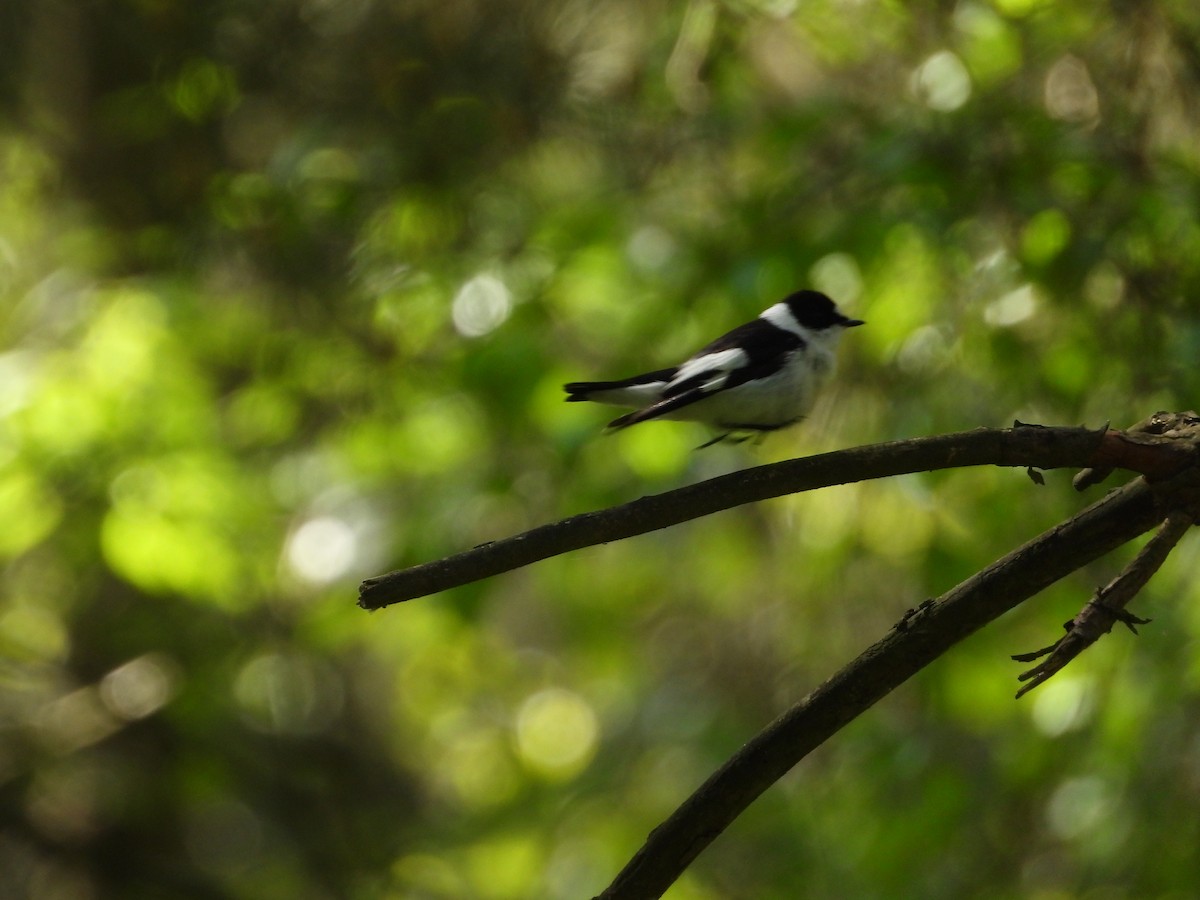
[564,290,864,448]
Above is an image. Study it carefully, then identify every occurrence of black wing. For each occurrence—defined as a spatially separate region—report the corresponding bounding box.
[612,320,805,428]
[661,319,805,398]
[606,389,711,429]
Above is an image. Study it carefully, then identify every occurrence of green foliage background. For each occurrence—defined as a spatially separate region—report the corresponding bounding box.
[2,1,1200,897]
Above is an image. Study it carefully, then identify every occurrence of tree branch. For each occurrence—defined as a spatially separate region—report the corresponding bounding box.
[360,423,1122,609]
[352,412,1200,897]
[1073,410,1200,490]
[594,475,1179,899]
[1013,505,1198,697]
[359,418,1200,610]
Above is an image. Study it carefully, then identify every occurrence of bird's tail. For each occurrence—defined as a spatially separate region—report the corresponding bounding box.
[564,367,676,400]
[562,389,641,429]
[561,384,644,429]
[563,381,618,402]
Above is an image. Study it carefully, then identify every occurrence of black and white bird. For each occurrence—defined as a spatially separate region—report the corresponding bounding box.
[564,290,864,447]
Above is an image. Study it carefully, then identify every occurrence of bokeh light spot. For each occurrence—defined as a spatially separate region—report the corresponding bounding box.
[453,274,512,338]
[439,726,520,809]
[286,515,358,584]
[984,284,1037,327]
[1045,55,1100,124]
[912,50,972,111]
[515,688,598,780]
[100,653,178,721]
[1030,675,1095,737]
[1045,776,1114,839]
[626,225,677,272]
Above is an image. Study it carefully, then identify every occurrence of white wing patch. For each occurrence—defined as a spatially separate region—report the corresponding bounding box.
[759,302,806,337]
[670,348,749,390]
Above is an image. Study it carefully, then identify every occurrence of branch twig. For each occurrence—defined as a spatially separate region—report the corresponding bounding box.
[1013,506,1198,697]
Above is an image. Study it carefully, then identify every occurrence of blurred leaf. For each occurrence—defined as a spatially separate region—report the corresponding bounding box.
[2,1,1199,897]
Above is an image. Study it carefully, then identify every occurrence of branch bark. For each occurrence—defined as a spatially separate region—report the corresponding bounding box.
[359,420,1200,609]
[360,423,1121,609]
[595,474,1182,899]
[353,413,1200,898]
[1013,504,1198,696]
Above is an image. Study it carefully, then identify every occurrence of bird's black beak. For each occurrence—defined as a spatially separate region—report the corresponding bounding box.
[843,318,865,327]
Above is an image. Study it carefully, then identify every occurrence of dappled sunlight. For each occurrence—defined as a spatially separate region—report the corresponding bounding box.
[1044,775,1122,842]
[1029,675,1097,737]
[34,687,121,755]
[615,422,692,479]
[103,453,250,604]
[1044,55,1101,125]
[463,832,543,900]
[514,687,599,780]
[452,273,513,338]
[625,224,678,274]
[912,50,973,111]
[285,515,359,584]
[99,653,179,721]
[0,603,68,662]
[0,464,61,558]
[2,0,1199,896]
[984,283,1038,327]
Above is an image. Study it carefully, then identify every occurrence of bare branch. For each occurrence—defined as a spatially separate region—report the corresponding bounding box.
[360,423,1116,609]
[595,477,1166,900]
[351,412,1200,895]
[1014,506,1198,697]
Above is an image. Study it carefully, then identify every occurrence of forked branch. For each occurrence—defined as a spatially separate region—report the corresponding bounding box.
[1013,505,1198,697]
[595,425,1200,899]
[595,476,1172,900]
[355,412,1200,900]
